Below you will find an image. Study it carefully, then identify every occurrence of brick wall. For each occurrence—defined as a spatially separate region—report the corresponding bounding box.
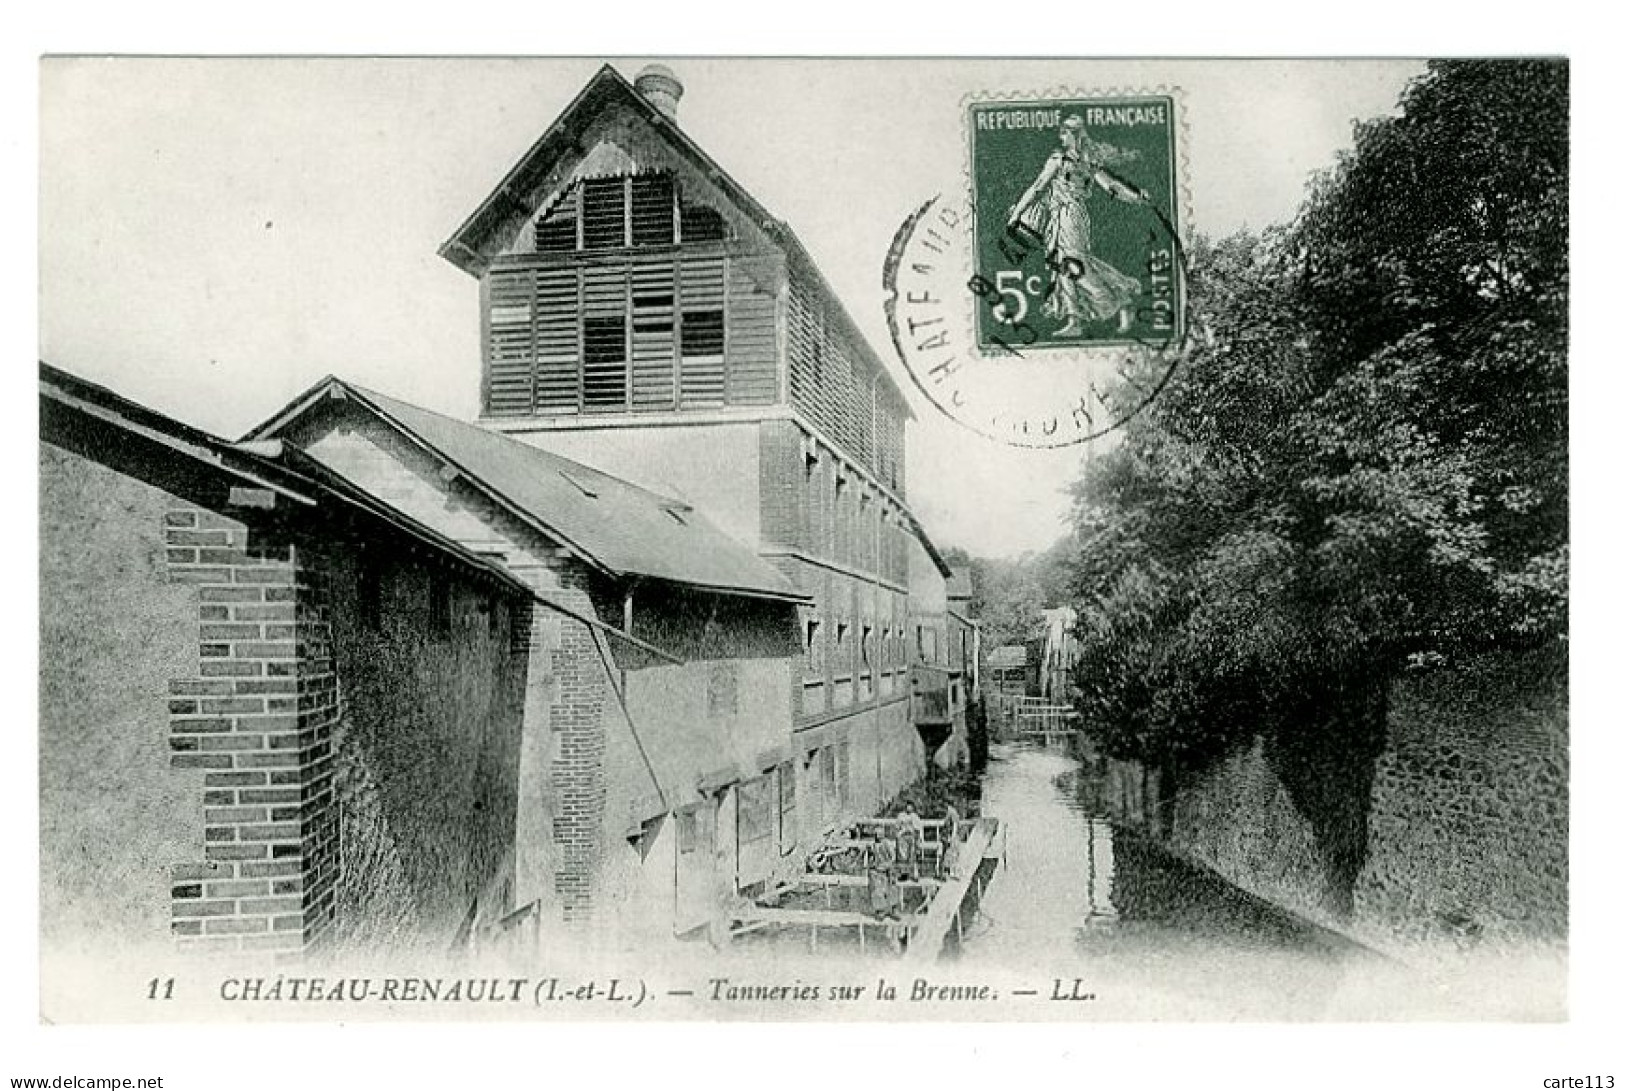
[759,419,805,553]
[163,507,338,955]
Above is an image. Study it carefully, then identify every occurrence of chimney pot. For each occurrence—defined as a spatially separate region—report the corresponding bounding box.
[634,64,683,120]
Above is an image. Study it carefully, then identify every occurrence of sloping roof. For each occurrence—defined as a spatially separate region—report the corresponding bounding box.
[246,376,806,603]
[436,63,912,420]
[40,362,531,602]
[946,569,974,600]
[986,644,1029,670]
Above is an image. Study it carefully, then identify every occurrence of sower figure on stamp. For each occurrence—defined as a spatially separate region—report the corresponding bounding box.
[1006,115,1149,336]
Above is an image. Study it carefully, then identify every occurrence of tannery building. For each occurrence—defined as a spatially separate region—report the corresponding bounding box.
[40,364,535,961]
[432,63,965,776]
[38,63,969,964]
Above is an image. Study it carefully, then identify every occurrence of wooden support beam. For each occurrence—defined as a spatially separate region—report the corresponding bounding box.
[795,873,941,891]
[729,907,878,928]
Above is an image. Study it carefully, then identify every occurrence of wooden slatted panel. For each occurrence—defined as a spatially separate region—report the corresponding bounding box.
[787,278,901,488]
[787,278,817,407]
[878,402,905,495]
[581,176,627,250]
[582,266,627,410]
[679,255,726,409]
[858,377,876,468]
[486,269,535,417]
[630,173,676,248]
[679,200,727,243]
[534,185,579,253]
[787,276,837,438]
[725,254,779,406]
[826,340,861,462]
[534,268,580,414]
[875,402,893,491]
[630,256,676,411]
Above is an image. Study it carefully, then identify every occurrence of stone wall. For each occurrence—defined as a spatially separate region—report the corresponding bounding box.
[1352,650,1567,951]
[1156,647,1566,960]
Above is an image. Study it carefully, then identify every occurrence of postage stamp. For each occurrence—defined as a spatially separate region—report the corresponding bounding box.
[967,95,1183,351]
[883,87,1189,449]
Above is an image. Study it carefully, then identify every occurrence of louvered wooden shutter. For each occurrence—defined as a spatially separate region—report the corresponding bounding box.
[679,255,726,409]
[582,266,628,410]
[534,186,579,253]
[534,268,580,413]
[630,257,676,410]
[680,201,727,243]
[826,340,864,466]
[630,174,676,248]
[581,177,627,250]
[725,255,778,406]
[486,269,535,416]
[786,278,819,410]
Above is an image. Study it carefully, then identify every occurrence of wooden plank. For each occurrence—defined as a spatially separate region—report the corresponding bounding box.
[794,873,941,891]
[982,819,1006,860]
[729,906,875,928]
[903,821,998,965]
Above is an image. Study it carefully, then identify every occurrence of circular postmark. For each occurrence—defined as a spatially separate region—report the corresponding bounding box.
[884,91,1191,449]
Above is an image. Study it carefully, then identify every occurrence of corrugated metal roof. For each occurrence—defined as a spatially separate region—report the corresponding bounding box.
[264,378,805,603]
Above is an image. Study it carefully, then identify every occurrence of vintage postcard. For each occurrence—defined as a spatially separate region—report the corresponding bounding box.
[34,57,1570,1031]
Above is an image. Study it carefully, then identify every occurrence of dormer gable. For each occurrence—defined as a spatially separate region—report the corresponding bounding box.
[441,63,914,481]
[441,65,778,276]
[509,169,733,257]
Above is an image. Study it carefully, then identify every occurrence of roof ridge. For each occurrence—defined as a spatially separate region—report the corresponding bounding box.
[343,379,693,506]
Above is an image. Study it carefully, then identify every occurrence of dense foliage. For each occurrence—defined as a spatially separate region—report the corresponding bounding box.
[941,545,1069,654]
[1057,61,1568,766]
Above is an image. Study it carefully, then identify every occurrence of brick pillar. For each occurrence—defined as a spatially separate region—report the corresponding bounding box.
[546,568,610,927]
[292,546,341,949]
[506,569,557,920]
[163,507,339,956]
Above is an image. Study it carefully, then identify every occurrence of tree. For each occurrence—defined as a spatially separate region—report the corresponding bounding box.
[941,543,1075,655]
[1062,60,1568,767]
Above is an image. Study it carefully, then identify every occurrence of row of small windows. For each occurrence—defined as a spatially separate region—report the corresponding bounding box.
[801,446,909,579]
[803,613,913,680]
[532,172,728,254]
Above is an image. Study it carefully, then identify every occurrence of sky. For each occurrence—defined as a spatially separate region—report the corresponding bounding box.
[39,57,1425,557]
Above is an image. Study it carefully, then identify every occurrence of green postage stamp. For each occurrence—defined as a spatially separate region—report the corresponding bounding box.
[968,95,1182,351]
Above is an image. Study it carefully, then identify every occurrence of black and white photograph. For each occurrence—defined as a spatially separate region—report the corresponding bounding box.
[11,32,1612,1090]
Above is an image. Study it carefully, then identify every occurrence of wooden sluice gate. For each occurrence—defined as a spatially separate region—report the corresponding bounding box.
[728,816,1006,959]
[988,693,1083,745]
